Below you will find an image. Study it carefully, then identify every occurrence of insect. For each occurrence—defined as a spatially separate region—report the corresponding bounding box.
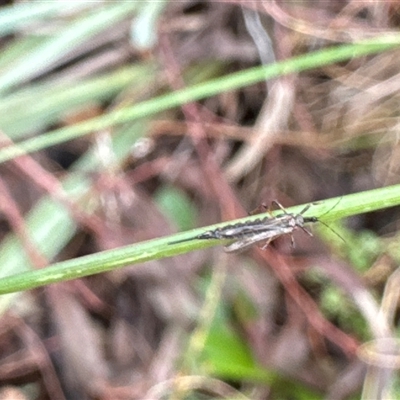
[170,200,327,253]
[218,201,317,252]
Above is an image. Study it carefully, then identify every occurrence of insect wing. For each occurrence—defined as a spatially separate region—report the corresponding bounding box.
[224,230,282,253]
[224,236,261,253]
[233,217,284,235]
[198,216,278,240]
[229,216,288,238]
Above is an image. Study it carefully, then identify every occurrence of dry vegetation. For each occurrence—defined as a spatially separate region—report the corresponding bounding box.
[0,1,400,399]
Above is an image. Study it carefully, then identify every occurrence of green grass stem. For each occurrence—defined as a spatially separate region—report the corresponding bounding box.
[0,184,399,295]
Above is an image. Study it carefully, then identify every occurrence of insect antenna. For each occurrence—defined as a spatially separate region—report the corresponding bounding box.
[272,197,345,242]
[315,219,346,243]
[312,196,343,217]
[307,197,346,242]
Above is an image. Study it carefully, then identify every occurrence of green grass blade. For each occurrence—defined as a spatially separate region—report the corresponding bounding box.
[0,3,139,94]
[0,64,154,139]
[0,184,399,295]
[1,33,400,163]
[0,3,90,35]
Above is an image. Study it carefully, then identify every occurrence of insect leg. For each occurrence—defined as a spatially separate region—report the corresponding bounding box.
[299,226,313,237]
[250,202,274,218]
[271,200,288,214]
[299,204,311,215]
[260,237,274,250]
[224,237,257,253]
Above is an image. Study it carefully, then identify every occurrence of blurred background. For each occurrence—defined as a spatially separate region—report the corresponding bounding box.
[0,1,400,399]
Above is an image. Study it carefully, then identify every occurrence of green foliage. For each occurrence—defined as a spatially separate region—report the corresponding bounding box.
[155,185,198,232]
[319,285,369,340]
[0,6,399,394]
[317,222,383,271]
[197,292,321,399]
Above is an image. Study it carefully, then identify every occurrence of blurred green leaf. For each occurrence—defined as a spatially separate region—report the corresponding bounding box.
[0,3,139,94]
[0,3,90,35]
[201,308,321,399]
[1,64,155,139]
[131,0,168,49]
[155,185,197,232]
